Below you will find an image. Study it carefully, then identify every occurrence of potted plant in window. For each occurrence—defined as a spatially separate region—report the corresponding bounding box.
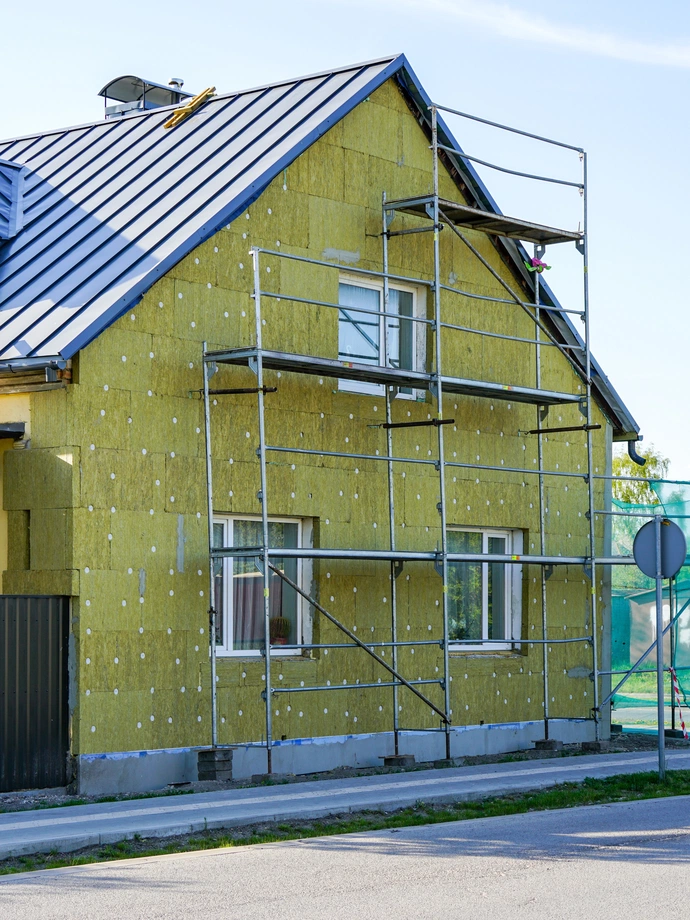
[269,616,291,646]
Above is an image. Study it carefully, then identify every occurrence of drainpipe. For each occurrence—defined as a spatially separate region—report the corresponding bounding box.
[627,439,646,466]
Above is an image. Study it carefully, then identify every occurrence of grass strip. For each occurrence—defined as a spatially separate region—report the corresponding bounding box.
[3,768,690,876]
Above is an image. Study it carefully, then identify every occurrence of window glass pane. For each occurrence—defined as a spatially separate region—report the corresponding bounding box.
[386,290,400,367]
[232,520,262,651]
[447,530,482,641]
[387,289,414,370]
[338,283,380,365]
[268,522,299,648]
[212,523,225,646]
[388,288,414,395]
[231,520,299,651]
[488,536,506,641]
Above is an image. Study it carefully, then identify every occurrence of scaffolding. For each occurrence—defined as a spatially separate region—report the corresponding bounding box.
[201,101,642,772]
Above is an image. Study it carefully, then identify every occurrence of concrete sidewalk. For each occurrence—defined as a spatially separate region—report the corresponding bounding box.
[2,749,690,859]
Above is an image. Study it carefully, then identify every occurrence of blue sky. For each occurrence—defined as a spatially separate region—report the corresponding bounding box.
[4,0,689,476]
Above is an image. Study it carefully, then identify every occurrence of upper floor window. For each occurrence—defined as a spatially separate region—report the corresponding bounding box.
[337,278,423,396]
[213,516,305,656]
[447,527,521,650]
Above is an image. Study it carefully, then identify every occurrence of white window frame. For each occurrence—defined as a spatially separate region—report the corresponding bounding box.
[213,514,310,657]
[447,526,523,652]
[337,274,425,398]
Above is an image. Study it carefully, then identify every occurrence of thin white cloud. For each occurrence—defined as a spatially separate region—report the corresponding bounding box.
[387,0,690,68]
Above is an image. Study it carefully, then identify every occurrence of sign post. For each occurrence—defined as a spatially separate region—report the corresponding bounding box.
[654,516,666,779]
[633,516,686,781]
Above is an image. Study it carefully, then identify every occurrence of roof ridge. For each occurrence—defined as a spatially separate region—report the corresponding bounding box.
[214,54,402,101]
[0,55,403,149]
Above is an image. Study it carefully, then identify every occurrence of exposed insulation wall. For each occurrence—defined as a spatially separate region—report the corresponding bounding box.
[0,394,30,591]
[3,79,610,757]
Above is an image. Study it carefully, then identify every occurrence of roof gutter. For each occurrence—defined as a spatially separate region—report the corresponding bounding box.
[0,356,67,372]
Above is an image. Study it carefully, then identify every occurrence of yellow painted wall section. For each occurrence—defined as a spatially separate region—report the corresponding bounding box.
[0,394,30,592]
[4,80,612,756]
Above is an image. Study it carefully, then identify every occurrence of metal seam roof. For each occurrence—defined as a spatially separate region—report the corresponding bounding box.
[0,54,638,439]
[0,57,402,361]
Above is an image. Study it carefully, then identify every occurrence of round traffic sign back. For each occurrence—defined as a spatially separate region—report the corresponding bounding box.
[633,518,687,579]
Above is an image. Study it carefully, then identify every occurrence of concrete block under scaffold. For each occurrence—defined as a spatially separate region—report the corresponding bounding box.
[582,740,609,753]
[249,773,297,784]
[380,754,415,767]
[534,739,563,752]
[198,748,234,782]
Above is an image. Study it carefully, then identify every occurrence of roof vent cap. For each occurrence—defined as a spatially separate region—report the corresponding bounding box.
[98,75,193,119]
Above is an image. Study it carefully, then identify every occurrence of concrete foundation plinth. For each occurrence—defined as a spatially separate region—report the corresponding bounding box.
[534,739,563,752]
[198,749,234,782]
[76,720,598,794]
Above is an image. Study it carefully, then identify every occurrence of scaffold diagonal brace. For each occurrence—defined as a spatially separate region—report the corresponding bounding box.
[267,561,451,724]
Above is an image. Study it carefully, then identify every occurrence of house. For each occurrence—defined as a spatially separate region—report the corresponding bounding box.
[0,56,640,794]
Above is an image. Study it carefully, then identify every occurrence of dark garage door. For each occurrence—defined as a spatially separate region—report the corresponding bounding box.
[0,596,70,791]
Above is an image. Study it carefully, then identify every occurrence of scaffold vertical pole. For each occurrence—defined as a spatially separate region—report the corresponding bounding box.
[431,106,452,760]
[202,342,218,749]
[671,577,676,732]
[534,250,549,741]
[582,151,601,740]
[251,247,274,772]
[382,192,400,756]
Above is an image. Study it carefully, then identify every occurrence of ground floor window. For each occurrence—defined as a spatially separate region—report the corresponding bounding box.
[447,528,518,649]
[212,516,302,655]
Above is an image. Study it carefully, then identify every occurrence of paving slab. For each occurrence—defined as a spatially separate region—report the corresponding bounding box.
[2,749,689,859]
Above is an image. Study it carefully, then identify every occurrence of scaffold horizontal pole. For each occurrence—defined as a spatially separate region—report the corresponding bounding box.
[431,101,584,152]
[270,678,443,695]
[436,143,584,189]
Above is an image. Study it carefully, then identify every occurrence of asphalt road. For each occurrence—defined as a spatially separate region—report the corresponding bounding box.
[5,749,690,858]
[2,795,689,920]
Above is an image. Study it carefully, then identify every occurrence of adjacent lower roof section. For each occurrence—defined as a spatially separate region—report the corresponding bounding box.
[0,422,24,440]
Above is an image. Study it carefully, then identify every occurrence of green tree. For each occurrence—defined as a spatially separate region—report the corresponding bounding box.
[611,444,672,592]
[612,444,669,505]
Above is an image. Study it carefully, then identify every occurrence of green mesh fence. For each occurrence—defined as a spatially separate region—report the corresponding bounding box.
[611,484,690,727]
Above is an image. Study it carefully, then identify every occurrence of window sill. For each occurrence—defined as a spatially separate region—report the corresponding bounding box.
[450,647,523,657]
[215,649,311,659]
[337,383,422,400]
